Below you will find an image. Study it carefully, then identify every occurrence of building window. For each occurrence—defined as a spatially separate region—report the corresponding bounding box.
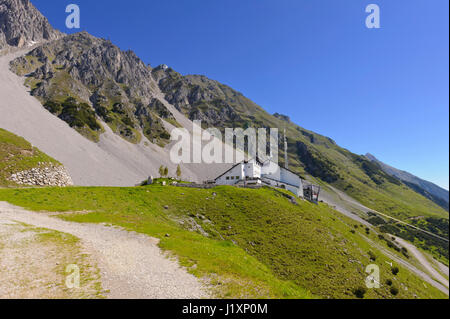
[226,177,230,180]
[231,176,234,180]
[236,176,239,180]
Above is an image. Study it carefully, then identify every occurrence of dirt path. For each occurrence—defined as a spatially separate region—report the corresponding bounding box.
[321,186,449,295]
[0,201,208,299]
[393,236,449,288]
[0,219,103,299]
[361,235,449,295]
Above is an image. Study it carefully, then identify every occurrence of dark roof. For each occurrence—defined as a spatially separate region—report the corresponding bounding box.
[214,163,243,181]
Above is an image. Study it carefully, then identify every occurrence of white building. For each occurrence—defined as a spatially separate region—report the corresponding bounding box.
[261,160,304,197]
[214,158,304,197]
[214,158,264,186]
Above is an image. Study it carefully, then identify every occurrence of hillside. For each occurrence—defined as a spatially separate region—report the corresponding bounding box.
[9,32,449,223]
[366,153,449,211]
[9,31,174,144]
[154,67,450,223]
[0,185,447,299]
[1,0,448,281]
[0,128,71,187]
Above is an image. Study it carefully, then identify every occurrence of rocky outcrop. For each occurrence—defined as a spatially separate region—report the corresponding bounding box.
[273,113,291,123]
[0,0,62,49]
[10,31,173,145]
[8,163,73,187]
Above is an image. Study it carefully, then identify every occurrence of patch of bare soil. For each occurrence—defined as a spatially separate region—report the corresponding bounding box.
[0,220,104,299]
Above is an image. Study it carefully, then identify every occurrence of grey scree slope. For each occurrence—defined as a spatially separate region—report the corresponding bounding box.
[0,48,231,186]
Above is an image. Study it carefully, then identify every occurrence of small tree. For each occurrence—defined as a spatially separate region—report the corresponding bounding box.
[164,166,169,177]
[159,165,164,178]
[176,165,181,179]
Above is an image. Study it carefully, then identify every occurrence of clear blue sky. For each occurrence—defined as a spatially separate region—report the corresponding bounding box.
[33,0,449,189]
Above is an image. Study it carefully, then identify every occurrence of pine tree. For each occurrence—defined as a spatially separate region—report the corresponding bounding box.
[159,165,164,177]
[164,166,168,177]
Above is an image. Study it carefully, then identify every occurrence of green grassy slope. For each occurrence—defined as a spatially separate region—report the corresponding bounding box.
[11,34,448,224]
[0,128,60,187]
[9,33,448,255]
[0,185,446,299]
[156,71,448,224]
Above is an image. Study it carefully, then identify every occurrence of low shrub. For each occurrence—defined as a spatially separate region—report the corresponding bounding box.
[368,251,377,261]
[391,266,400,276]
[390,287,399,296]
[353,287,367,299]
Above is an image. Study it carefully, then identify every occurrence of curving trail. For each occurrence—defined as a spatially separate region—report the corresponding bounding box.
[0,201,208,299]
[393,236,449,289]
[320,186,449,296]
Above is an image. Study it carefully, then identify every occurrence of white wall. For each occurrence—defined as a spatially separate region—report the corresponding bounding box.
[280,167,301,187]
[262,161,281,180]
[215,164,244,185]
[244,162,261,179]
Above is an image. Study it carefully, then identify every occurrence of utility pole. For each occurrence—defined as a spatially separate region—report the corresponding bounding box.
[284,129,289,170]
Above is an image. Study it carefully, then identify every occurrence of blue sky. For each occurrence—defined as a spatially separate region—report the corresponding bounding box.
[33,0,449,189]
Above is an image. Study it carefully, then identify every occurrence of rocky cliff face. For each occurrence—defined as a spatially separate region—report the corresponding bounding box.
[0,0,61,49]
[11,31,175,144]
[5,1,448,221]
[153,68,257,128]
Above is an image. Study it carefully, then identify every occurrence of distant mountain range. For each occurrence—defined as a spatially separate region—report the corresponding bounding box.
[0,0,448,223]
[366,153,449,211]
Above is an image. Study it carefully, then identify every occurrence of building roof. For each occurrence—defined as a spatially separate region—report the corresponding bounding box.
[214,162,243,181]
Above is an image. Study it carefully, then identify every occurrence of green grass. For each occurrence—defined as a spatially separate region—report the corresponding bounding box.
[1,221,104,298]
[0,185,446,299]
[0,128,60,187]
[157,70,449,225]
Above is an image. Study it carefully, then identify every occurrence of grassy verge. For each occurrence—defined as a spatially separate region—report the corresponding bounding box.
[0,185,446,299]
[0,221,104,298]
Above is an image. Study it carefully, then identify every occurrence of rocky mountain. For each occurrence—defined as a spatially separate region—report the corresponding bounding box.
[0,0,61,49]
[151,62,449,222]
[10,31,175,144]
[366,153,449,211]
[2,0,448,224]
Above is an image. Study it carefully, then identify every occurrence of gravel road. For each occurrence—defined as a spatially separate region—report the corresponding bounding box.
[393,236,449,289]
[320,186,449,296]
[0,201,209,299]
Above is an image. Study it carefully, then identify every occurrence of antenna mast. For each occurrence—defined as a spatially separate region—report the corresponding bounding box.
[284,129,289,169]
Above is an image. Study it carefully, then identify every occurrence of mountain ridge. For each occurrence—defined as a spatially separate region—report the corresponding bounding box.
[366,153,449,211]
[1,0,449,298]
[1,0,448,225]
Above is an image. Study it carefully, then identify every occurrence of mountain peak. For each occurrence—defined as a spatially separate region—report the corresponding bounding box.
[365,153,449,210]
[365,153,377,161]
[0,0,62,49]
